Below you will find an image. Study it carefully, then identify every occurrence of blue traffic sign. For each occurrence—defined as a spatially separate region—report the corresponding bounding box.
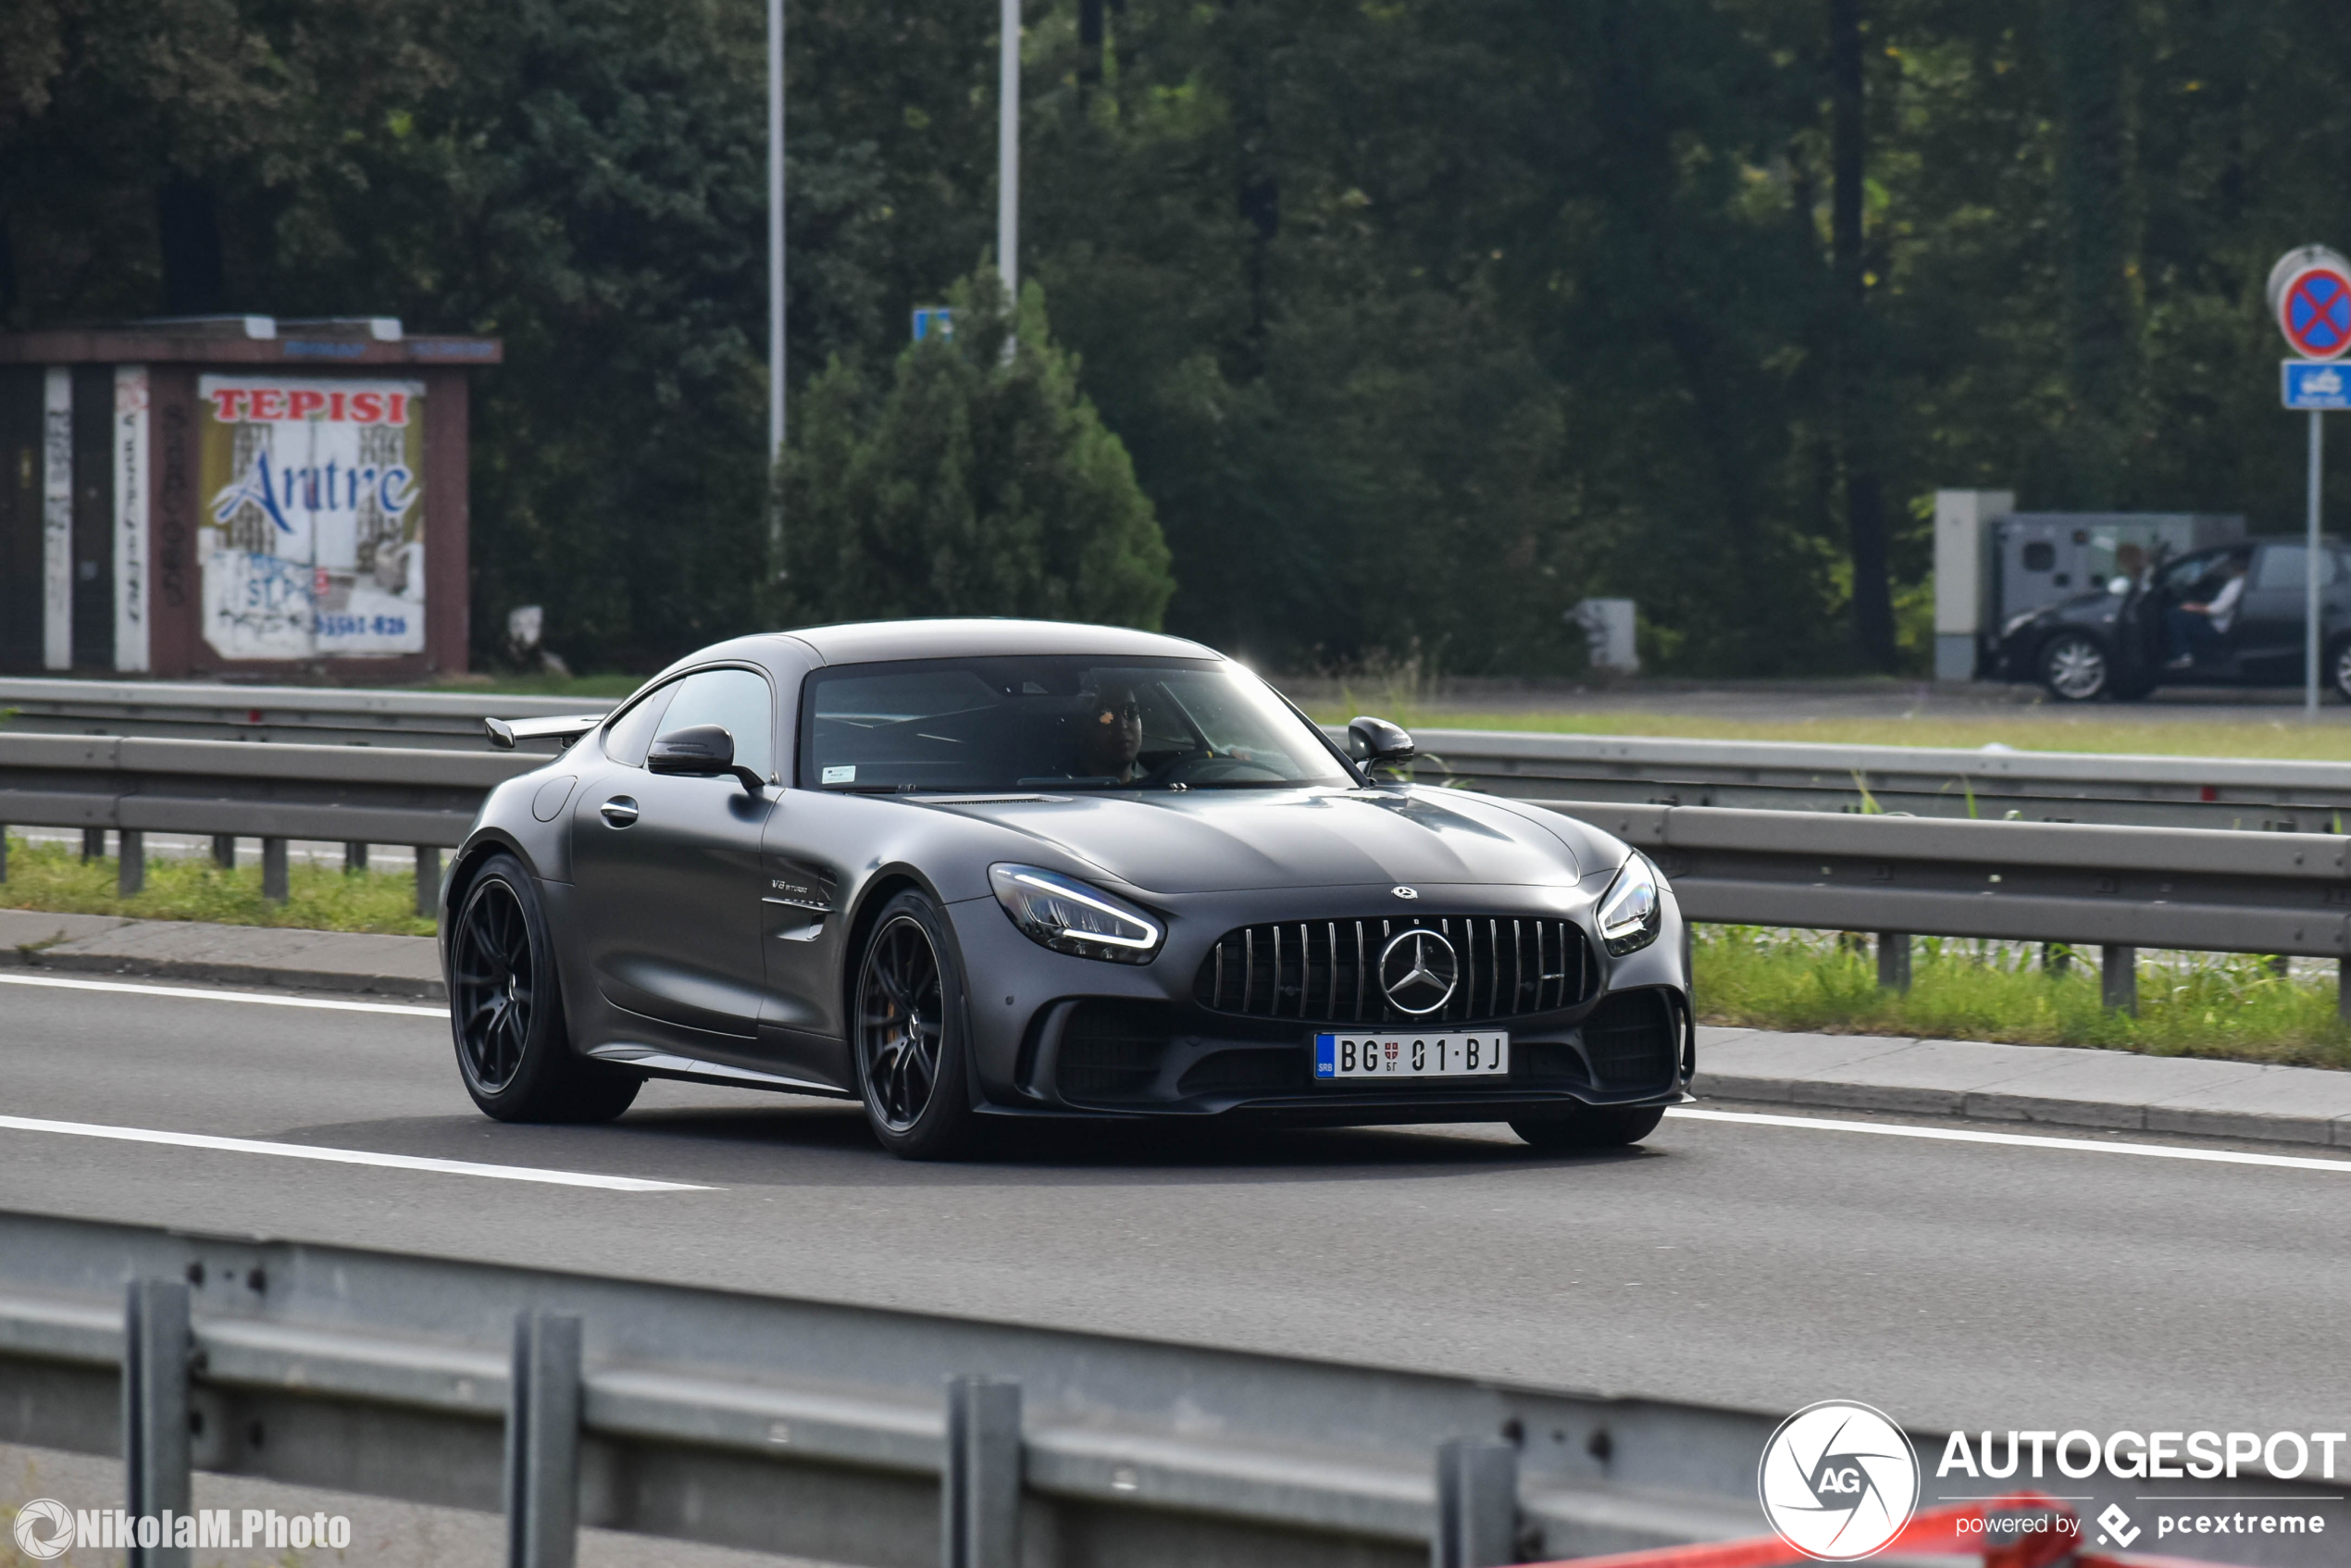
[2283,360,2351,410]
[912,306,954,342]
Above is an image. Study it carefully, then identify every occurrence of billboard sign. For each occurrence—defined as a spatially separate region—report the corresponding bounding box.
[195,375,426,660]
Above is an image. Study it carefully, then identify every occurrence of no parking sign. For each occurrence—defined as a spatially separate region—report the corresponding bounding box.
[2269,245,2351,359]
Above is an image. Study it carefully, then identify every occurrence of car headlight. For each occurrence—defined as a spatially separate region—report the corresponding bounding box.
[1596,853,1663,956]
[989,864,1164,964]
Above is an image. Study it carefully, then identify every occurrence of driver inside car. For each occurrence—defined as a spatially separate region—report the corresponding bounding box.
[1073,683,1149,783]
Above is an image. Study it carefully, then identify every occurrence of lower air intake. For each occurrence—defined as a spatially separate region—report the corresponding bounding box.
[1580,989,1678,1094]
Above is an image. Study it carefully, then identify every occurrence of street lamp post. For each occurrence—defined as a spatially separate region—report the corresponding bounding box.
[767,0,786,566]
[998,0,1020,302]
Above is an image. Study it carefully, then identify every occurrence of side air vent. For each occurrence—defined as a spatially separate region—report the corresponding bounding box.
[1194,915,1593,1026]
[1580,989,1678,1094]
[1054,1001,1172,1104]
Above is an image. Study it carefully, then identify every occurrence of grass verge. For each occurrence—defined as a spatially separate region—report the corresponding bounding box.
[1696,925,2351,1069]
[1300,701,2351,762]
[0,835,434,937]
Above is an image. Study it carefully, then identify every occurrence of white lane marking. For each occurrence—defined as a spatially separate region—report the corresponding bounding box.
[0,1114,712,1192]
[0,971,445,1017]
[1666,1105,2351,1174]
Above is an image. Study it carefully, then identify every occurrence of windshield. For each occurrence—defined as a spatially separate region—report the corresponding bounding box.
[799,656,1358,794]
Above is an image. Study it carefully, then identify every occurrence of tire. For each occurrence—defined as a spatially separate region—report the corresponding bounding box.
[852,890,979,1160]
[450,852,641,1123]
[2330,637,2351,703]
[2037,632,2110,703]
[1511,1103,1666,1151]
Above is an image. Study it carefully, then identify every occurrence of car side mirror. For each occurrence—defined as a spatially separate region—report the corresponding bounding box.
[1347,716,1416,770]
[648,725,764,790]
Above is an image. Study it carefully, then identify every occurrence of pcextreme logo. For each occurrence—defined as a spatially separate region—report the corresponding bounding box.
[1758,1400,1922,1561]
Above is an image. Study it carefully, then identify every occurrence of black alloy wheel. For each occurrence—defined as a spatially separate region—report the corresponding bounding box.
[852,890,977,1158]
[453,874,533,1093]
[1510,1103,1666,1151]
[450,852,640,1123]
[2038,632,2110,703]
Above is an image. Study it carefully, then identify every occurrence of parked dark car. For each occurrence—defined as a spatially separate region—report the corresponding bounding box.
[445,619,1693,1158]
[1991,538,2351,702]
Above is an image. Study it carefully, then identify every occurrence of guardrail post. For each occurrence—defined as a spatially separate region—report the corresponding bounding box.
[83,827,105,862]
[118,829,145,897]
[345,841,368,874]
[2101,946,2137,1014]
[2340,959,2351,1023]
[123,1278,192,1568]
[261,838,289,902]
[942,1375,1021,1568]
[1433,1437,1517,1568]
[211,835,235,869]
[504,1311,581,1568]
[1875,933,1910,993]
[416,846,442,916]
[0,825,9,882]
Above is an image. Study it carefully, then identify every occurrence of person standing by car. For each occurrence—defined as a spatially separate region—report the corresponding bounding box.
[2165,552,2250,669]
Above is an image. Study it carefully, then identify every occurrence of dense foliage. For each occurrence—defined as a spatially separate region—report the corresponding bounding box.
[779,272,1174,628]
[6,0,2351,675]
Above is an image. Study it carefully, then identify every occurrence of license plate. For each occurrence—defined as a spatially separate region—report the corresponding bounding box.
[1313,1031,1510,1080]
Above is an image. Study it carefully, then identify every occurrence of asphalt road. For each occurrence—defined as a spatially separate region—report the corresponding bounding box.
[3,972,2347,1443]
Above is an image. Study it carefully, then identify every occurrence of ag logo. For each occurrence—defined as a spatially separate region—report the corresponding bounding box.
[13,1498,74,1561]
[1757,1401,1919,1561]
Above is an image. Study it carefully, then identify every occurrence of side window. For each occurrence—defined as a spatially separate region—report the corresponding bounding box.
[601,683,679,768]
[2160,553,2221,594]
[656,667,777,778]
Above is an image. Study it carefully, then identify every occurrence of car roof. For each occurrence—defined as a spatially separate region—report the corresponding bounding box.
[769,618,1220,666]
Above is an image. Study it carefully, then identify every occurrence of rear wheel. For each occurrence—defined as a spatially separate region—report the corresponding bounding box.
[1511,1103,1665,1151]
[852,890,979,1160]
[2038,632,2110,703]
[450,853,641,1122]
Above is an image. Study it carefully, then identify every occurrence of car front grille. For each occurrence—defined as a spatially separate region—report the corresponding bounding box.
[1581,989,1678,1093]
[1193,915,1593,1026]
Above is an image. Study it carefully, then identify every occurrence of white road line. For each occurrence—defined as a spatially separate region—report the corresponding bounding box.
[0,1114,712,1192]
[0,971,445,1017]
[1667,1105,2351,1174]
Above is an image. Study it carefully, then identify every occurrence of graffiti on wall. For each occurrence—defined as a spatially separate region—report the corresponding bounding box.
[196,375,426,660]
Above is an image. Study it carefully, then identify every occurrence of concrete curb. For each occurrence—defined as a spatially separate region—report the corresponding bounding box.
[0,909,443,1002]
[1695,1027,2351,1148]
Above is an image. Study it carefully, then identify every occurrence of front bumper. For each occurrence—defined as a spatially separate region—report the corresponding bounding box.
[942,880,1694,1123]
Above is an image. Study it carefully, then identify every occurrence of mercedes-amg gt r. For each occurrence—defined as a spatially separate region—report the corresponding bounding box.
[442,619,1692,1157]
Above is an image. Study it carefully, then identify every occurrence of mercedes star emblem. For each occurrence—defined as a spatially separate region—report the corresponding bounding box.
[1391,885,1419,899]
[1378,927,1459,1015]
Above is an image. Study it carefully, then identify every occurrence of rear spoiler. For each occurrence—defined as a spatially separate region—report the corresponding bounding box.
[484,714,604,750]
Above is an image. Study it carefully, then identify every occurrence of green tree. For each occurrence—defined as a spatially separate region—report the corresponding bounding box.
[777,272,1174,630]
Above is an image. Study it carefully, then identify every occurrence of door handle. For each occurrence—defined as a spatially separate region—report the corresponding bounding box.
[600,796,640,827]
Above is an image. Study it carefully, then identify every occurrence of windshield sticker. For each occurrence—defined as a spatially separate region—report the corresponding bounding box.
[822,765,856,785]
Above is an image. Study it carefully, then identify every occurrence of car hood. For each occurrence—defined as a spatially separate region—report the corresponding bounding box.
[916,787,1587,894]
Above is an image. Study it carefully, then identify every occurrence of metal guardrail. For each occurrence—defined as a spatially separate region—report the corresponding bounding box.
[0,1208,1769,1568]
[0,677,604,750]
[2,1209,2333,1568]
[0,734,535,909]
[1539,798,2351,1009]
[1404,728,2351,832]
[6,675,2351,828]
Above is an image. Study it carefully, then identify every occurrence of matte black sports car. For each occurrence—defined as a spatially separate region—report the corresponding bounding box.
[443,619,1692,1158]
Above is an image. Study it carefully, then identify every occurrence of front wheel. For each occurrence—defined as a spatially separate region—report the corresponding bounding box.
[1511,1103,1665,1151]
[2038,632,2110,703]
[2329,637,2351,703]
[450,853,641,1123]
[852,890,980,1159]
